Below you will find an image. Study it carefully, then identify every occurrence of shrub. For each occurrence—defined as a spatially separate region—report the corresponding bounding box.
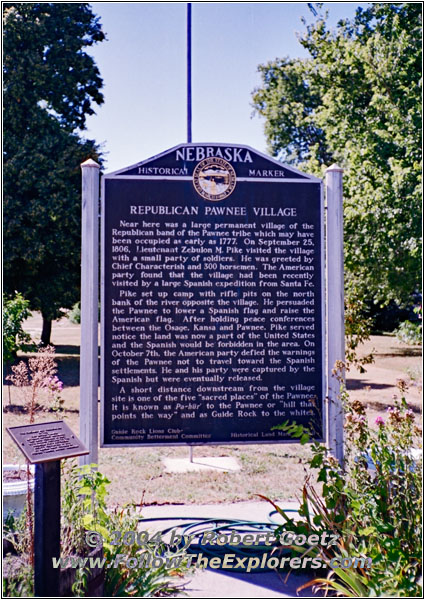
[67,301,101,324]
[3,293,35,364]
[61,463,189,597]
[5,462,189,596]
[394,314,422,345]
[67,302,81,324]
[3,509,34,597]
[266,380,422,597]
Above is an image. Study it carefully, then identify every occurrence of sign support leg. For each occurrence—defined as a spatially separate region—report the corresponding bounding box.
[80,159,100,465]
[325,164,345,465]
[34,461,61,597]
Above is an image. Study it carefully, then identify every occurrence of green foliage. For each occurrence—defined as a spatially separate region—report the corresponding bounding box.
[61,462,87,558]
[3,292,35,363]
[395,320,422,345]
[67,301,101,325]
[61,463,189,597]
[61,463,112,596]
[103,507,189,597]
[3,127,102,323]
[394,306,422,345]
[67,302,82,325]
[2,560,33,598]
[266,382,422,597]
[272,420,311,445]
[344,295,374,372]
[2,507,34,597]
[3,3,105,323]
[3,3,104,135]
[252,3,421,332]
[77,464,112,543]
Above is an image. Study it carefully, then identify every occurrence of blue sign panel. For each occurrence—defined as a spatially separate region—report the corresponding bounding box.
[101,144,324,446]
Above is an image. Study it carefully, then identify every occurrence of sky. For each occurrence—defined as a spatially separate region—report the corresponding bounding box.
[86,2,368,173]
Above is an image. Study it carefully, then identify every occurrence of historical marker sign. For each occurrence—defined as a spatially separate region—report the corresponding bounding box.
[7,421,88,463]
[101,143,324,446]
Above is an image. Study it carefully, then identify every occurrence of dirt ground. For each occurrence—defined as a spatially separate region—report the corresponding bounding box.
[3,313,422,507]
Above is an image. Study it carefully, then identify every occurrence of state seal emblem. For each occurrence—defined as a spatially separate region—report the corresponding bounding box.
[193,157,236,201]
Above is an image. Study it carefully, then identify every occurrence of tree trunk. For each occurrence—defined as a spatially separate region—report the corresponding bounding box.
[41,317,52,346]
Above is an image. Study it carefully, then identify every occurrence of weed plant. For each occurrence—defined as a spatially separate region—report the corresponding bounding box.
[3,510,34,597]
[4,462,189,596]
[61,462,189,597]
[6,345,65,416]
[267,378,422,597]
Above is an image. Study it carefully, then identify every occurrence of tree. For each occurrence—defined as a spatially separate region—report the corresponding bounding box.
[252,3,421,327]
[3,3,106,344]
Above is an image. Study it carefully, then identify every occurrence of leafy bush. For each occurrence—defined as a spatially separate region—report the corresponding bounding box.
[3,293,35,364]
[267,380,422,597]
[67,302,82,324]
[103,506,188,597]
[61,463,189,597]
[3,509,34,597]
[67,301,101,324]
[394,307,422,345]
[5,463,189,597]
[366,300,412,334]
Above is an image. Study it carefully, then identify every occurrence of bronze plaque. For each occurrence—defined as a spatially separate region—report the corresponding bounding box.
[7,421,89,464]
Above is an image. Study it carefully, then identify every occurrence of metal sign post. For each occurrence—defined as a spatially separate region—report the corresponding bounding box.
[325,165,345,464]
[80,158,100,465]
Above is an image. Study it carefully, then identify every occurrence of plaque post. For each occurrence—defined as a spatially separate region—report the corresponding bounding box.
[34,460,60,597]
[325,164,345,465]
[80,159,100,465]
[7,422,89,596]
